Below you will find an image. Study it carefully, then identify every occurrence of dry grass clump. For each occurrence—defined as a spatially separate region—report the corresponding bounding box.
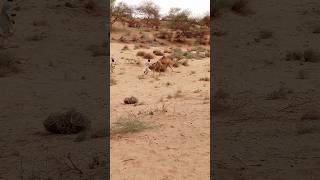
[122,45,129,51]
[215,0,253,17]
[143,53,154,59]
[110,78,117,86]
[43,109,90,134]
[231,0,253,16]
[111,115,151,135]
[124,96,138,104]
[285,49,319,62]
[155,30,173,40]
[265,87,293,100]
[136,51,145,57]
[153,50,164,56]
[0,53,21,77]
[199,77,210,81]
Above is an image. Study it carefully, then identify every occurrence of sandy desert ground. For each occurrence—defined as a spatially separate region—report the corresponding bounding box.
[110,23,210,179]
[213,0,320,179]
[0,0,108,179]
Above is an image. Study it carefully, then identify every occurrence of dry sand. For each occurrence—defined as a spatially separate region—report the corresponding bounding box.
[110,28,210,179]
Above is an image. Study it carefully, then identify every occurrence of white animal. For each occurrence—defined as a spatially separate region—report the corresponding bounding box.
[143,59,152,75]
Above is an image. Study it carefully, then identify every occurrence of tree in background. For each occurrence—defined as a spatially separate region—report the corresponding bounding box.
[110,2,133,27]
[166,8,192,34]
[136,1,160,28]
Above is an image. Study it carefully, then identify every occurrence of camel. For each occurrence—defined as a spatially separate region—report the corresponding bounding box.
[148,56,174,74]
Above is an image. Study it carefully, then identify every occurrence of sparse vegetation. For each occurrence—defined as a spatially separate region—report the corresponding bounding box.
[265,87,293,100]
[43,109,90,135]
[124,96,139,104]
[111,114,152,135]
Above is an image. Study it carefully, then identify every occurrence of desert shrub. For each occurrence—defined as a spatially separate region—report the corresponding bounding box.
[124,96,138,104]
[111,114,151,135]
[265,87,293,100]
[199,77,210,81]
[43,109,90,134]
[153,50,164,56]
[231,0,253,16]
[143,53,154,59]
[136,51,146,57]
[122,45,129,51]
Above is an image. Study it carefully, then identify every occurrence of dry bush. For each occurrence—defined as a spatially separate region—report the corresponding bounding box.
[231,0,253,16]
[111,114,151,135]
[170,48,184,60]
[0,53,21,77]
[285,51,303,61]
[265,87,293,100]
[122,45,129,51]
[110,78,117,86]
[199,77,210,81]
[124,96,138,104]
[136,51,145,57]
[43,109,90,134]
[155,30,173,40]
[143,53,154,59]
[181,60,189,66]
[153,50,164,56]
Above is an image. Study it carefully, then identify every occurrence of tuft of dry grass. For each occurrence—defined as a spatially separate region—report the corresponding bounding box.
[143,53,154,59]
[122,45,129,51]
[265,87,293,100]
[153,50,164,56]
[111,114,152,135]
[199,77,210,81]
[110,78,117,86]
